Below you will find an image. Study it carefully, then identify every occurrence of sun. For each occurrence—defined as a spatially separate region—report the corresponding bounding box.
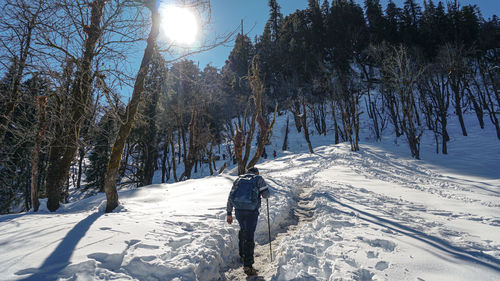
[159,5,199,45]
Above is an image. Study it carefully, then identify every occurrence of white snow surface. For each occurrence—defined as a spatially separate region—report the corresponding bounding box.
[1,112,499,281]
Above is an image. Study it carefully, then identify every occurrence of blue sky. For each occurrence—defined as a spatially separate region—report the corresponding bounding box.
[185,0,499,69]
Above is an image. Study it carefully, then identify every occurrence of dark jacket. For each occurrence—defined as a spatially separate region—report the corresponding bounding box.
[226,172,269,216]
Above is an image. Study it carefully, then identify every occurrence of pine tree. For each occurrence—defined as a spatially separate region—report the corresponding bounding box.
[221,33,254,124]
[401,0,422,46]
[268,0,282,42]
[365,0,386,43]
[384,0,402,45]
[421,0,449,58]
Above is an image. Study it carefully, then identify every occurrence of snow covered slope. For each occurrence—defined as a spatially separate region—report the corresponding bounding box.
[1,112,499,280]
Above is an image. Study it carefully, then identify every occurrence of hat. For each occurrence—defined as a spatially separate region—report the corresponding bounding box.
[247,167,259,174]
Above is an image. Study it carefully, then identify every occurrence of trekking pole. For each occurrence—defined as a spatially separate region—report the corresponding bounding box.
[266,198,272,262]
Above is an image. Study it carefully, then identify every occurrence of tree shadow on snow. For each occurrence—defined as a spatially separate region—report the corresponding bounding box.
[15,212,102,281]
[316,192,500,273]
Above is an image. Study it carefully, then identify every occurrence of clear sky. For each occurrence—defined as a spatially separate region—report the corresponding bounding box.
[183,0,499,69]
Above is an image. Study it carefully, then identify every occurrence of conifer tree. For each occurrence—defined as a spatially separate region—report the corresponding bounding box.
[365,0,386,43]
[221,33,254,127]
[384,0,402,45]
[401,0,422,46]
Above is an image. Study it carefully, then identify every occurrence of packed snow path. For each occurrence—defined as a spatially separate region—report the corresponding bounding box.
[222,186,315,280]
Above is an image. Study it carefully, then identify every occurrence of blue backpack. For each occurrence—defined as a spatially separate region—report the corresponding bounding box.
[231,174,259,211]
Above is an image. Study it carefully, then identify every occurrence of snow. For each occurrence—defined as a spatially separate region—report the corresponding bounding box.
[1,111,499,281]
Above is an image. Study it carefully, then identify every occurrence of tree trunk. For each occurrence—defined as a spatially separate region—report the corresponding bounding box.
[181,110,198,180]
[177,131,182,164]
[208,145,214,176]
[30,96,48,212]
[76,147,85,189]
[161,139,170,183]
[466,87,484,129]
[233,123,246,175]
[218,162,227,174]
[45,0,107,212]
[247,104,277,169]
[241,113,257,174]
[384,91,403,137]
[119,142,129,178]
[292,100,302,133]
[320,103,327,136]
[103,6,160,213]
[452,84,467,136]
[331,102,340,144]
[311,105,321,134]
[478,63,500,140]
[282,116,289,151]
[181,127,187,166]
[210,143,217,174]
[353,100,360,151]
[170,138,178,182]
[142,141,158,186]
[441,114,448,154]
[301,97,314,153]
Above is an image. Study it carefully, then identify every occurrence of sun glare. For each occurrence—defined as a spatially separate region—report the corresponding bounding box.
[160,5,198,45]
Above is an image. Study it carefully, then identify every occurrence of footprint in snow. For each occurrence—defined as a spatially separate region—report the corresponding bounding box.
[375,261,389,271]
[358,237,396,252]
[366,251,378,259]
[135,243,159,249]
[353,268,374,281]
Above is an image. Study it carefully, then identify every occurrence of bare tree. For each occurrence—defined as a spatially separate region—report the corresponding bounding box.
[474,53,500,140]
[381,45,425,159]
[360,51,385,140]
[43,0,109,212]
[418,55,450,154]
[443,44,469,137]
[103,0,234,212]
[233,56,277,174]
[32,0,151,211]
[0,0,49,146]
[247,56,277,168]
[332,71,361,152]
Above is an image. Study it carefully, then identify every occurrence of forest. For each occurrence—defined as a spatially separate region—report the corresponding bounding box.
[0,0,498,215]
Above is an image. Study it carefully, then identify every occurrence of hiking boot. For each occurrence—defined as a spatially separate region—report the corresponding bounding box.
[243,266,257,276]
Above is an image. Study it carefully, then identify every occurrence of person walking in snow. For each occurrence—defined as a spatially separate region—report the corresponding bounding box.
[226,167,270,276]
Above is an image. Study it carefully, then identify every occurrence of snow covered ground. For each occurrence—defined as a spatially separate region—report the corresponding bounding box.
[1,112,499,281]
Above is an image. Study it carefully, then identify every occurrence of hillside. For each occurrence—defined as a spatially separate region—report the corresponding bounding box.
[0,112,499,281]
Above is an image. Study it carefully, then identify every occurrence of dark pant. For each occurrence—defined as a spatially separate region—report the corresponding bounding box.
[235,209,259,267]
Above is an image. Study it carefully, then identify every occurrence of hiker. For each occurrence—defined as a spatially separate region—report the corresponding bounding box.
[226,167,270,276]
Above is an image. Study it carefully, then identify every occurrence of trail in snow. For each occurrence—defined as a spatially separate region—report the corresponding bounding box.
[222,185,316,281]
[222,149,334,280]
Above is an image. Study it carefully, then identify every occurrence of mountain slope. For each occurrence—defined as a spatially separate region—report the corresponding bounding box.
[0,112,499,281]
